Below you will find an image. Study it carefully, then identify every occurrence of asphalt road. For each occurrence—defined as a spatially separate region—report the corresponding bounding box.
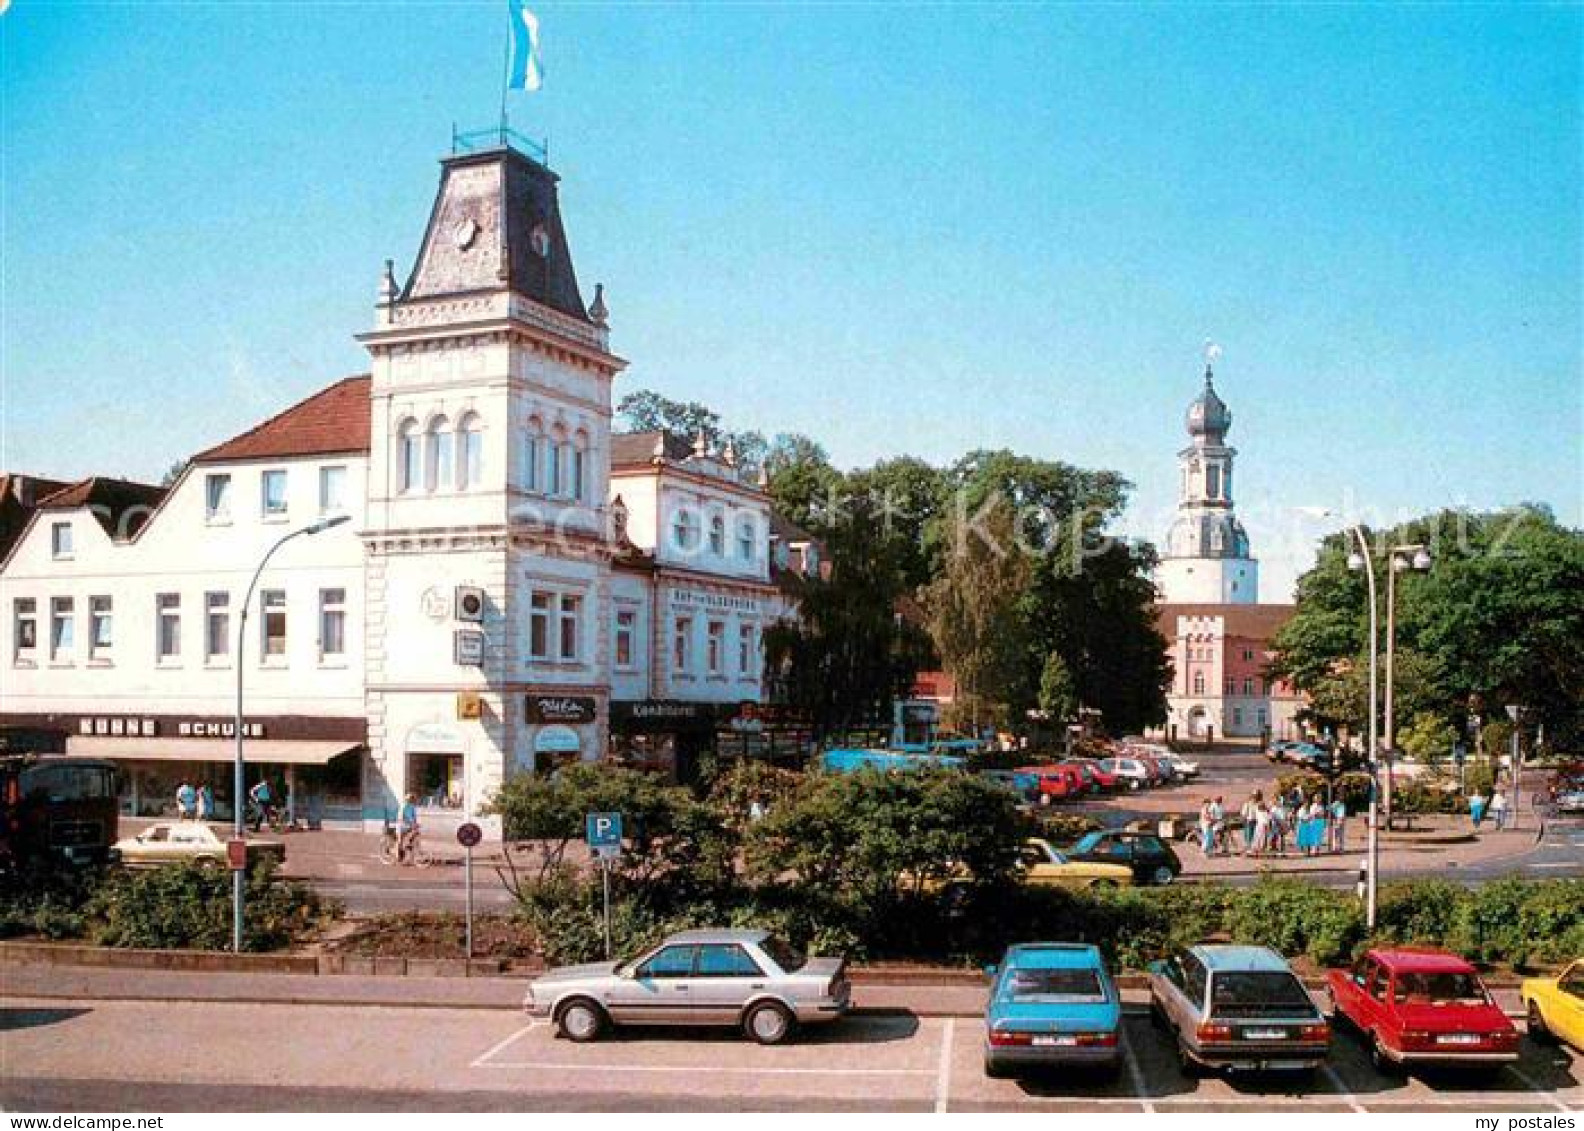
[3,995,1579,1113]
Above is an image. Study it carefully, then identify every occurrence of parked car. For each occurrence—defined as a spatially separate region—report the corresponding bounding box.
[1065,829,1182,886]
[112,822,284,869]
[978,769,1040,803]
[1326,948,1519,1072]
[1160,754,1201,780]
[1064,757,1119,791]
[1266,740,1301,763]
[1096,757,1152,791]
[1015,838,1133,890]
[984,943,1122,1078]
[1017,764,1086,805]
[522,928,850,1045]
[1149,944,1330,1075]
[1522,958,1584,1053]
[820,748,966,774]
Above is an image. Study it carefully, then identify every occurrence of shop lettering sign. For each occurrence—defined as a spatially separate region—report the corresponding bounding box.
[526,695,597,724]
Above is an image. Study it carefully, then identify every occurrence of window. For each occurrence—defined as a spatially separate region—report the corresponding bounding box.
[1192,672,1205,695]
[523,433,542,492]
[1242,677,1255,696]
[426,417,453,491]
[51,522,73,559]
[261,469,288,517]
[1256,708,1268,729]
[457,415,483,490]
[738,623,756,676]
[1179,954,1209,1010]
[708,514,725,556]
[1223,677,1236,695]
[672,509,700,553]
[14,598,37,661]
[705,620,725,675]
[205,592,230,661]
[570,445,586,502]
[318,465,346,514]
[88,596,112,659]
[557,594,581,661]
[1242,648,1255,662]
[156,593,181,661]
[738,519,755,560]
[637,945,696,980]
[529,592,551,661]
[398,420,421,493]
[205,473,232,521]
[694,944,763,978]
[546,441,564,497]
[1233,707,1244,727]
[673,616,693,672]
[319,588,346,658]
[261,590,287,659]
[49,597,74,661]
[615,609,636,669]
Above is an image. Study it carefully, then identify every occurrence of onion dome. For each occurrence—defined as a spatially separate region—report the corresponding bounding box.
[1186,364,1232,440]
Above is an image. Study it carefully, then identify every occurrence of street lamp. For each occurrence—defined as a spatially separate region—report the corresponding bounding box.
[1342,530,1383,930]
[1382,543,1432,825]
[1505,704,1525,832]
[232,513,351,953]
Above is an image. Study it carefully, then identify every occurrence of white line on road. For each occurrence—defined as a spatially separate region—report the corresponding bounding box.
[1119,1026,1156,1114]
[470,1021,541,1068]
[1320,1065,1365,1113]
[934,1018,954,1113]
[1509,1065,1572,1113]
[478,1061,936,1077]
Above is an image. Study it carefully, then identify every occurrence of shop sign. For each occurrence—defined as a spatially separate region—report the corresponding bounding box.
[668,588,760,615]
[454,629,485,667]
[408,721,466,755]
[77,717,159,738]
[526,695,597,725]
[175,720,266,739]
[612,700,719,727]
[533,725,583,755]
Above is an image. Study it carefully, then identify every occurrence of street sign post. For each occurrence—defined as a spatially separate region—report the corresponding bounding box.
[585,812,622,958]
[457,821,483,959]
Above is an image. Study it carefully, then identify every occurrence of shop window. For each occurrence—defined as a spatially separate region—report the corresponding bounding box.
[205,592,230,661]
[615,609,636,669]
[261,589,287,661]
[319,588,346,659]
[261,469,288,518]
[15,598,39,662]
[529,592,551,661]
[49,597,74,661]
[318,465,346,514]
[409,753,464,809]
[51,522,73,559]
[673,616,693,673]
[205,473,231,522]
[156,593,181,662]
[88,596,112,659]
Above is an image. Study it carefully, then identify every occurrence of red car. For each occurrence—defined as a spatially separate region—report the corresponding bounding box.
[1017,764,1085,805]
[1065,758,1119,791]
[1325,948,1520,1072]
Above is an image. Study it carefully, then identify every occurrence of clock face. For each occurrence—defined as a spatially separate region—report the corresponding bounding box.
[529,223,550,259]
[452,217,480,250]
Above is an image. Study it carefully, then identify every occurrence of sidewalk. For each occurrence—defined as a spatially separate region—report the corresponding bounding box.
[1176,817,1541,880]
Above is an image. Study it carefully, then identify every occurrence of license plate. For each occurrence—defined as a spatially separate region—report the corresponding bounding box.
[1033,1036,1077,1047]
[1244,1028,1288,1041]
[1437,1033,1481,1045]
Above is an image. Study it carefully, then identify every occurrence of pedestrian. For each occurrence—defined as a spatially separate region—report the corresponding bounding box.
[1240,792,1261,855]
[1199,798,1216,856]
[1252,802,1272,856]
[248,778,273,832]
[1307,798,1329,857]
[1270,798,1289,855]
[1330,796,1348,854]
[196,782,213,822]
[175,780,196,821]
[1490,789,1509,830]
[1209,795,1227,854]
[1469,789,1488,829]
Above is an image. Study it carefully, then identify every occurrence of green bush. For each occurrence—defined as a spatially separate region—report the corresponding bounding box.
[0,864,100,940]
[1376,879,1469,946]
[1221,879,1365,966]
[1275,771,1371,814]
[86,862,333,951]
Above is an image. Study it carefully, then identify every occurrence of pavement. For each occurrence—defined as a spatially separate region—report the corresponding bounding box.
[2,967,1578,1112]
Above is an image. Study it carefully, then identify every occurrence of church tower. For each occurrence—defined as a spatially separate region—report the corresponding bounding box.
[1155,361,1259,604]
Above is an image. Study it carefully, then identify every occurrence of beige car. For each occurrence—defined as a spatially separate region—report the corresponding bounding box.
[113,822,285,869]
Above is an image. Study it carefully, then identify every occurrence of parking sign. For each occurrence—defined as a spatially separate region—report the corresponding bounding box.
[585,811,622,849]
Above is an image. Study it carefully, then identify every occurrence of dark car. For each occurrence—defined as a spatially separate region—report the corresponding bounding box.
[1065,829,1182,887]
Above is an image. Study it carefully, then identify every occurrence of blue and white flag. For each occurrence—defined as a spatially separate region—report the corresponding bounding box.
[508,1,544,92]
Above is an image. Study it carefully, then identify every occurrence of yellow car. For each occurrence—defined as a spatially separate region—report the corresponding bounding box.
[1015,838,1134,889]
[1522,959,1584,1051]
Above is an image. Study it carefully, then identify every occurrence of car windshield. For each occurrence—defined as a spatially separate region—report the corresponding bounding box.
[1210,972,1317,1017]
[1073,832,1105,854]
[1395,972,1488,1005]
[760,936,806,974]
[1002,968,1107,1003]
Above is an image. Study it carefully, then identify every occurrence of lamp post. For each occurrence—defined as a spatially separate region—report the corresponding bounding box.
[232,513,351,953]
[1382,543,1432,825]
[1505,704,1525,832]
[1342,528,1382,930]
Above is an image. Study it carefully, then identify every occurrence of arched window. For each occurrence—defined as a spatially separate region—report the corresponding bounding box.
[426,416,453,492]
[457,414,483,490]
[709,514,725,555]
[523,419,543,493]
[397,419,421,493]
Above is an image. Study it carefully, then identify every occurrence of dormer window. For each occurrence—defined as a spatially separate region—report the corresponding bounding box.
[50,521,73,559]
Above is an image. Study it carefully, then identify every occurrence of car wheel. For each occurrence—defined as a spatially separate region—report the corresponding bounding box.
[1150,865,1176,887]
[984,1053,1009,1079]
[1129,779,1142,792]
[1527,1002,1554,1044]
[1369,1032,1400,1074]
[556,998,606,1043]
[744,1001,796,1046]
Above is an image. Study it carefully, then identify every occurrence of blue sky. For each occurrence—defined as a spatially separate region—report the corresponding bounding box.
[3,2,1579,599]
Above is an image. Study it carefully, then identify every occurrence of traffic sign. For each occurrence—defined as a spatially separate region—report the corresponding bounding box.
[456,822,483,848]
[226,838,249,871]
[585,812,623,848]
[591,844,621,860]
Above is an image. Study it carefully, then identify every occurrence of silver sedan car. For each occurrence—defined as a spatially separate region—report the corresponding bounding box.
[523,927,852,1045]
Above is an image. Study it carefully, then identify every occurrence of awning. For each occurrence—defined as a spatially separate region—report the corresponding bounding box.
[66,736,361,766]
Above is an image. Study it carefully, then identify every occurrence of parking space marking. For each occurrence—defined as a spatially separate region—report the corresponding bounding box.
[470,1021,541,1068]
[1118,1026,1156,1114]
[477,1060,936,1077]
[1320,1065,1365,1113]
[1509,1066,1573,1113]
[934,1018,954,1112]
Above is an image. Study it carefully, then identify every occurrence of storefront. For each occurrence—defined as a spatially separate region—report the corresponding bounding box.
[609,700,722,783]
[712,702,815,768]
[525,694,599,774]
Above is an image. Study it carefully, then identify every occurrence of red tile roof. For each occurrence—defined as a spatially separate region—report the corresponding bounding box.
[38,476,168,540]
[192,376,371,464]
[1157,602,1296,643]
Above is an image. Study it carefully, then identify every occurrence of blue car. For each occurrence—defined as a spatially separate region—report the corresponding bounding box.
[818,748,967,774]
[978,769,1040,802]
[983,943,1123,1078]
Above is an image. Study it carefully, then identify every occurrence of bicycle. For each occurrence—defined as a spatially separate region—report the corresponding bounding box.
[379,824,433,868]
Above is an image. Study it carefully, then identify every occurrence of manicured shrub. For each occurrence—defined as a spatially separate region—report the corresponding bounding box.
[86,861,333,952]
[1376,879,1469,946]
[1221,879,1366,966]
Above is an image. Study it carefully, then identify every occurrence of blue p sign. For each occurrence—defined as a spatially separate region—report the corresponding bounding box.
[586,812,623,848]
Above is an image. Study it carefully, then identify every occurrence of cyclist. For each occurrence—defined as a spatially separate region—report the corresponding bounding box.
[396,792,420,864]
[248,778,274,832]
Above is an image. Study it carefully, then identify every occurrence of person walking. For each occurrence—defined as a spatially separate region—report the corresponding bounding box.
[1469,789,1488,829]
[1307,798,1329,857]
[175,780,196,821]
[1490,788,1509,830]
[1252,802,1272,856]
[1209,795,1227,854]
[1270,798,1290,855]
[1240,793,1261,855]
[1330,796,1348,854]
[247,778,273,832]
[196,782,213,822]
[1199,799,1217,857]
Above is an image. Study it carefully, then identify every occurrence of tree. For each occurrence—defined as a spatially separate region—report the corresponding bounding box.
[159,460,187,487]
[1038,653,1079,722]
[764,434,843,532]
[843,457,948,589]
[616,390,721,442]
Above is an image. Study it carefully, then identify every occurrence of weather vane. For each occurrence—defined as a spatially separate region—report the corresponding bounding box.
[1203,339,1224,367]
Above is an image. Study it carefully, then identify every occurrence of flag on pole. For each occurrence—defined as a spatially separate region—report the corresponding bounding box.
[508,1,543,92]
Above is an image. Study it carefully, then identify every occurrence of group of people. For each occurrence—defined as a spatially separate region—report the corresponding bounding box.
[1467,788,1511,830]
[173,778,289,832]
[1199,789,1348,857]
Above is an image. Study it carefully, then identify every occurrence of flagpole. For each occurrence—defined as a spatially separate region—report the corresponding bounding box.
[499,2,513,142]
